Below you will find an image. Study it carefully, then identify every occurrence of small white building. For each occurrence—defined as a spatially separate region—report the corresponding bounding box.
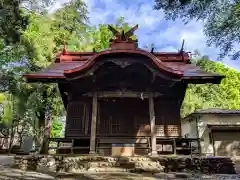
[181,108,240,157]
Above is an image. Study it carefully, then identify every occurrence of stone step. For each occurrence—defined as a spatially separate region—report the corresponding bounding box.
[0,156,14,166]
[88,161,164,171]
[88,167,131,172]
[13,155,237,174]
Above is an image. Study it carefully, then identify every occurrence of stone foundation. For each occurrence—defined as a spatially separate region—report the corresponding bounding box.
[12,155,236,174]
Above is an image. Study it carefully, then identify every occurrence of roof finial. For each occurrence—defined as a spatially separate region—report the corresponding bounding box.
[125,24,138,39]
[121,30,126,41]
[108,24,138,41]
[108,25,121,40]
[180,39,185,52]
[179,39,185,62]
[62,40,67,54]
[151,47,154,53]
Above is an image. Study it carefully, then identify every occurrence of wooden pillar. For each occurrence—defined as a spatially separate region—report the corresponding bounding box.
[89,92,98,154]
[149,92,157,156]
[173,138,177,155]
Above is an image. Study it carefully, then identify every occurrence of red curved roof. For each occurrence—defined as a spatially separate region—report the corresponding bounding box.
[23,49,223,84]
[62,49,184,76]
[23,24,223,83]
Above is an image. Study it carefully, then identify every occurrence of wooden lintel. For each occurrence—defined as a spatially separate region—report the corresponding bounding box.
[83,91,162,98]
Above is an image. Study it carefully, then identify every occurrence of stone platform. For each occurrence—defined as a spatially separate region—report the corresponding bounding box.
[12,155,236,175]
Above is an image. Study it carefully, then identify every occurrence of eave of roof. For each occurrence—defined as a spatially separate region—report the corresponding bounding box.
[23,44,224,83]
[23,55,224,83]
[182,108,240,122]
[62,49,184,76]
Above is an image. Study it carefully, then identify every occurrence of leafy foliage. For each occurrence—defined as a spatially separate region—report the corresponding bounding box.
[154,0,240,59]
[51,118,63,137]
[0,0,88,151]
[0,0,54,45]
[182,56,240,117]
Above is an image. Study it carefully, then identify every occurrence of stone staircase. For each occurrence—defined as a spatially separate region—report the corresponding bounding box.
[87,157,164,173]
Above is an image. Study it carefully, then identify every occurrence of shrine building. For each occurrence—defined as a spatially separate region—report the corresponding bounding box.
[24,25,224,156]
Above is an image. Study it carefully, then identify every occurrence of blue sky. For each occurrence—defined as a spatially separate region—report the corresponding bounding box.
[52,0,240,71]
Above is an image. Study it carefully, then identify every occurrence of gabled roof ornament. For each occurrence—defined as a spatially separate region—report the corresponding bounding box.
[179,39,186,62]
[125,25,138,39]
[121,30,126,41]
[108,25,121,40]
[108,24,139,50]
[108,24,138,41]
[179,39,185,53]
[179,39,191,62]
[151,47,154,54]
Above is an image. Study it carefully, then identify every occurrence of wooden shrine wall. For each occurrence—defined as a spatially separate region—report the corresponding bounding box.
[97,98,150,136]
[155,99,181,137]
[65,96,181,138]
[65,99,92,137]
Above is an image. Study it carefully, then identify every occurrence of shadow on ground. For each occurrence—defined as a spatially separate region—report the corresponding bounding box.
[56,173,146,180]
[1,167,240,180]
[0,167,55,180]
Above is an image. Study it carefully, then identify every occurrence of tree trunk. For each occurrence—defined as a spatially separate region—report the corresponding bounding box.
[40,104,52,154]
[8,120,16,155]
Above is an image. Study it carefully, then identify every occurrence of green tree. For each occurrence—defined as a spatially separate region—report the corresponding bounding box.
[154,0,240,59]
[0,0,89,153]
[0,93,12,125]
[0,0,55,45]
[51,118,63,138]
[182,56,240,117]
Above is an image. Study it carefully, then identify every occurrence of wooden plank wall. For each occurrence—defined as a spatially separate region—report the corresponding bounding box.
[97,98,149,136]
[155,99,181,137]
[65,100,91,137]
[65,97,181,138]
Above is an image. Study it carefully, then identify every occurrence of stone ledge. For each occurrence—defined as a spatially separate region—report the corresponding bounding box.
[12,155,236,174]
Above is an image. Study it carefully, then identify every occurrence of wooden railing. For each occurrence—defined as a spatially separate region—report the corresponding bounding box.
[96,136,151,155]
[48,136,200,155]
[48,137,90,154]
[156,137,200,155]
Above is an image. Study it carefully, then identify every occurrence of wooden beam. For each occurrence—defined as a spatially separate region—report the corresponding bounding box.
[84,91,162,98]
[89,92,98,154]
[149,92,157,156]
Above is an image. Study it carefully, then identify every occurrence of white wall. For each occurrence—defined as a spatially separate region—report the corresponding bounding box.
[181,118,197,138]
[181,114,240,156]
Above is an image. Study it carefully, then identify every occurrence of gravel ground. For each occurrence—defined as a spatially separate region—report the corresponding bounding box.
[0,167,240,180]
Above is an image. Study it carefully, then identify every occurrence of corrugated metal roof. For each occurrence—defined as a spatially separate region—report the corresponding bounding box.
[23,61,87,80]
[194,108,240,114]
[182,108,240,121]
